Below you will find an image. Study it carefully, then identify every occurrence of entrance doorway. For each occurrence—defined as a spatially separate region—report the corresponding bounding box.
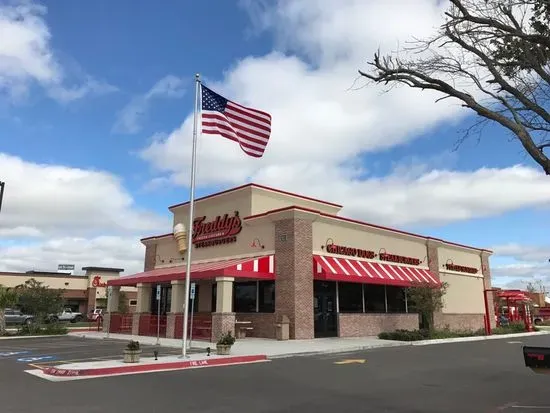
[314,281,337,338]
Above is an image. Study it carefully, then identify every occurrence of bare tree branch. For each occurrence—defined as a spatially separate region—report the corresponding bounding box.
[360,0,550,174]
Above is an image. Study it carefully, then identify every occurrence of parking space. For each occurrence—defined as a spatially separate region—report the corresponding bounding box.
[0,336,194,370]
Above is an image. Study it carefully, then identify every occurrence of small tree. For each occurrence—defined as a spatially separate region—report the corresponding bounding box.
[16,278,64,322]
[406,281,449,332]
[0,285,18,335]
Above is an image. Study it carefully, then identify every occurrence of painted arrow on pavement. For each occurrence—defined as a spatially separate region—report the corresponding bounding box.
[334,359,366,365]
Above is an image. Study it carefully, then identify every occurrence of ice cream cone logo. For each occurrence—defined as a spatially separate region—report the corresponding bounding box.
[173,223,187,254]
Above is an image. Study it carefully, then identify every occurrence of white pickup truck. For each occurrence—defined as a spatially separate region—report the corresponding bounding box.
[48,308,84,323]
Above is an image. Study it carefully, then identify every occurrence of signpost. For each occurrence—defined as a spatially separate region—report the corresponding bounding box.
[189,283,196,348]
[156,285,161,345]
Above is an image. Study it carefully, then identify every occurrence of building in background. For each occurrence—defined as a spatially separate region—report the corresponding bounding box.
[107,183,494,342]
[0,266,137,315]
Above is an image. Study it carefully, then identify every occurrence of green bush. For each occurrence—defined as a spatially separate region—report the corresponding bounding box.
[492,322,527,335]
[17,322,68,336]
[378,328,485,341]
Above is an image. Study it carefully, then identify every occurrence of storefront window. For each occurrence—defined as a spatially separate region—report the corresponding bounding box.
[386,286,406,313]
[258,281,275,313]
[338,282,363,312]
[233,281,257,313]
[364,284,386,312]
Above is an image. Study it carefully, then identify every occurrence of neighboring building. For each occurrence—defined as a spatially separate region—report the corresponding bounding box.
[107,183,494,342]
[0,267,137,315]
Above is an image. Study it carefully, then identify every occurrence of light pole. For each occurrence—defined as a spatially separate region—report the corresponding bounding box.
[0,181,5,214]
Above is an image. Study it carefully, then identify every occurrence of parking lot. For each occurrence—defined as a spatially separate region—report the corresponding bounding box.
[0,335,189,371]
[1,334,550,412]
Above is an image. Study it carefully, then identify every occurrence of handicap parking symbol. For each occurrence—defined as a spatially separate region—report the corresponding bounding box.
[17,355,56,363]
[0,351,30,357]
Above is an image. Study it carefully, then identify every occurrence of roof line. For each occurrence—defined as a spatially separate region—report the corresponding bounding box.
[167,183,343,210]
[244,205,492,253]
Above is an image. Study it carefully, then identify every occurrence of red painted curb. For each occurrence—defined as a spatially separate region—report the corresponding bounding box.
[42,355,267,377]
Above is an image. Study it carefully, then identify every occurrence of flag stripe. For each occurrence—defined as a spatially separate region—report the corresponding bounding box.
[203,112,270,144]
[228,101,272,122]
[202,116,269,149]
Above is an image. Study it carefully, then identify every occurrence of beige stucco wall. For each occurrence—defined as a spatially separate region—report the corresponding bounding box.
[440,272,485,314]
[250,186,341,216]
[0,274,88,289]
[312,219,428,261]
[171,187,253,229]
[154,220,275,267]
[438,246,482,276]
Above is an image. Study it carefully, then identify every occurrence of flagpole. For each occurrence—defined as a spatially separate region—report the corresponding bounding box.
[181,73,201,358]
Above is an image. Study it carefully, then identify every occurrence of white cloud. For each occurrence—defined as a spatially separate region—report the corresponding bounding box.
[113,75,186,134]
[0,236,144,275]
[492,244,550,263]
[140,0,550,228]
[0,153,169,274]
[0,1,116,103]
[0,153,170,237]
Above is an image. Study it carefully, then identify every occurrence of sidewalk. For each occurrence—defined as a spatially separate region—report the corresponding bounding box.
[70,329,550,358]
[69,331,409,358]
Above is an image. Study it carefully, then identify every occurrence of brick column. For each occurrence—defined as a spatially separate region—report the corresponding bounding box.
[144,243,157,271]
[426,238,442,281]
[481,251,496,329]
[211,277,235,342]
[274,216,314,339]
[166,280,185,338]
[105,286,120,333]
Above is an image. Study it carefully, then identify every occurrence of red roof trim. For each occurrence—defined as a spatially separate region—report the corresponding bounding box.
[140,233,173,242]
[167,183,343,210]
[244,206,492,253]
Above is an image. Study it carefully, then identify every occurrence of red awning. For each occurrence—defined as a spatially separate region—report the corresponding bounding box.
[313,255,440,287]
[109,255,275,287]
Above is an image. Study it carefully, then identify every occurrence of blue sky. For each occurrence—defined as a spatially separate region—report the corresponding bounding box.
[0,0,549,289]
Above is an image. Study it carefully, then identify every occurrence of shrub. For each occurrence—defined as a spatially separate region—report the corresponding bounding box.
[378,327,485,341]
[17,322,67,336]
[217,331,236,346]
[126,340,140,351]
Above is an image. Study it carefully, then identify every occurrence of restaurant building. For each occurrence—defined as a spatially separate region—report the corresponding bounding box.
[0,267,136,315]
[106,183,494,342]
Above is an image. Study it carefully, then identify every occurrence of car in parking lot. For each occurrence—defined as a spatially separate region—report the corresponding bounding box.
[4,308,34,325]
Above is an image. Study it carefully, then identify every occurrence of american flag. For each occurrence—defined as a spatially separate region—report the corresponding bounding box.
[201,85,272,158]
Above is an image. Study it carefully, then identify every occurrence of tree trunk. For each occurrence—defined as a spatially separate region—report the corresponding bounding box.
[0,309,6,335]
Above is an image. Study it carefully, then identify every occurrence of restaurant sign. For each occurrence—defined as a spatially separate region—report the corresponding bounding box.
[193,211,242,248]
[379,252,421,266]
[326,244,375,259]
[444,263,478,274]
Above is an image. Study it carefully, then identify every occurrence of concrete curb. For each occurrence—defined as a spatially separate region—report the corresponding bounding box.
[0,334,67,340]
[41,354,268,377]
[268,341,408,359]
[409,330,550,346]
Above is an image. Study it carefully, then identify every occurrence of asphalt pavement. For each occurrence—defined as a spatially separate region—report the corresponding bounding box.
[1,334,550,412]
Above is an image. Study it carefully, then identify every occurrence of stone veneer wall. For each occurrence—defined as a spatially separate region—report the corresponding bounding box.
[274,218,314,339]
[236,313,277,339]
[339,313,419,337]
[144,243,157,271]
[434,313,485,331]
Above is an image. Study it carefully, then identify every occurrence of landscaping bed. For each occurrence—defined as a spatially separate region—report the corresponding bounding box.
[378,322,533,341]
[1,323,68,337]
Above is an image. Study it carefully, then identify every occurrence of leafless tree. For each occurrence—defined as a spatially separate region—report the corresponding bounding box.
[360,0,550,174]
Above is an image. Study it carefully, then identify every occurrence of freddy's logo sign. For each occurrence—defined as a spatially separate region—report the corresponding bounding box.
[193,211,242,248]
[91,276,107,288]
